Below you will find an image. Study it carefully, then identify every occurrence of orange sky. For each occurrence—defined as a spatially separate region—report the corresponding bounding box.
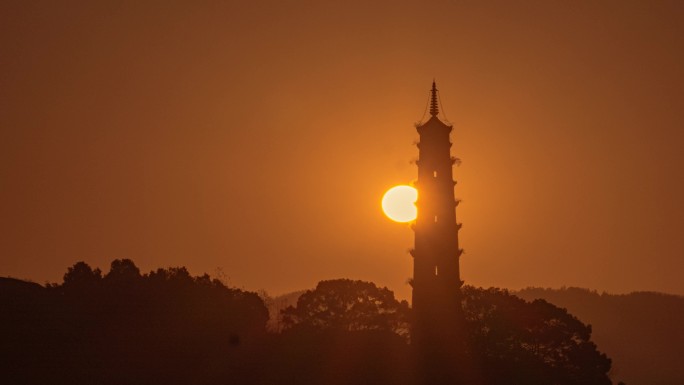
[2,1,683,300]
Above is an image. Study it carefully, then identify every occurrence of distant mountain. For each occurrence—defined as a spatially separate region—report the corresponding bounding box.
[516,287,684,385]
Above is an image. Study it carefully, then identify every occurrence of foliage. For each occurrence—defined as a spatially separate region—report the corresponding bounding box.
[281,279,410,338]
[1,260,269,385]
[62,261,102,289]
[104,258,141,282]
[516,287,684,385]
[462,286,612,385]
[2,267,616,385]
[281,281,613,385]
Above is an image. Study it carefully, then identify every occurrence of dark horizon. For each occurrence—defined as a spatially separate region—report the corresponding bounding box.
[5,259,684,385]
[0,259,621,385]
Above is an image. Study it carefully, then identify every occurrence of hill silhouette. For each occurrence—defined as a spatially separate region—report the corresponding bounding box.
[516,287,684,385]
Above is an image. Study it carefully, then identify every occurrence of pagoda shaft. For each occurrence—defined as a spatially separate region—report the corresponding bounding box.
[411,83,465,366]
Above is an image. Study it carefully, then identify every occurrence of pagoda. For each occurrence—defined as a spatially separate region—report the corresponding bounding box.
[410,81,468,382]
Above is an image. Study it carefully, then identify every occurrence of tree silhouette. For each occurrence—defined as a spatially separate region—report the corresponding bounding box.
[281,279,410,338]
[2,266,616,385]
[104,258,141,282]
[62,261,102,289]
[280,280,613,385]
[273,280,413,385]
[516,287,684,385]
[462,286,612,385]
[0,260,272,385]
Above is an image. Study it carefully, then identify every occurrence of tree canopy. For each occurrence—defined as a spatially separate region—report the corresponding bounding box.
[2,260,269,385]
[2,266,615,385]
[281,279,410,337]
[462,286,612,385]
[280,279,613,385]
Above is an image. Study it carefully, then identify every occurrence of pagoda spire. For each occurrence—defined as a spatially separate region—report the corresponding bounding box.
[429,80,439,116]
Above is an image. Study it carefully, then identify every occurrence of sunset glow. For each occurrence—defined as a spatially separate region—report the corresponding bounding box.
[382,185,418,223]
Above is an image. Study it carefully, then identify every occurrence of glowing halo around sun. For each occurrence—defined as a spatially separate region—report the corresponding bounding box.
[382,185,418,223]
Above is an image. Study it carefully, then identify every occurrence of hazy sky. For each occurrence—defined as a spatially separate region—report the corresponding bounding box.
[2,0,683,300]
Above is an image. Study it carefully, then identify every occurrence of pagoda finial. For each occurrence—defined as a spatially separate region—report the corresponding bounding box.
[429,80,439,116]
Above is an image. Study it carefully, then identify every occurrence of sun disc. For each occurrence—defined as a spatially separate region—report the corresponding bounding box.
[382,185,418,223]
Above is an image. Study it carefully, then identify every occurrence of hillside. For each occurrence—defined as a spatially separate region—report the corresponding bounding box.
[516,287,684,385]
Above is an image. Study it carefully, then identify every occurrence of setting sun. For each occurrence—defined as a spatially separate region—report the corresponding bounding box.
[382,185,418,223]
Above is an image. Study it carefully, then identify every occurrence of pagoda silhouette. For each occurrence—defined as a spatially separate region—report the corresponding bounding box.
[410,81,471,383]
